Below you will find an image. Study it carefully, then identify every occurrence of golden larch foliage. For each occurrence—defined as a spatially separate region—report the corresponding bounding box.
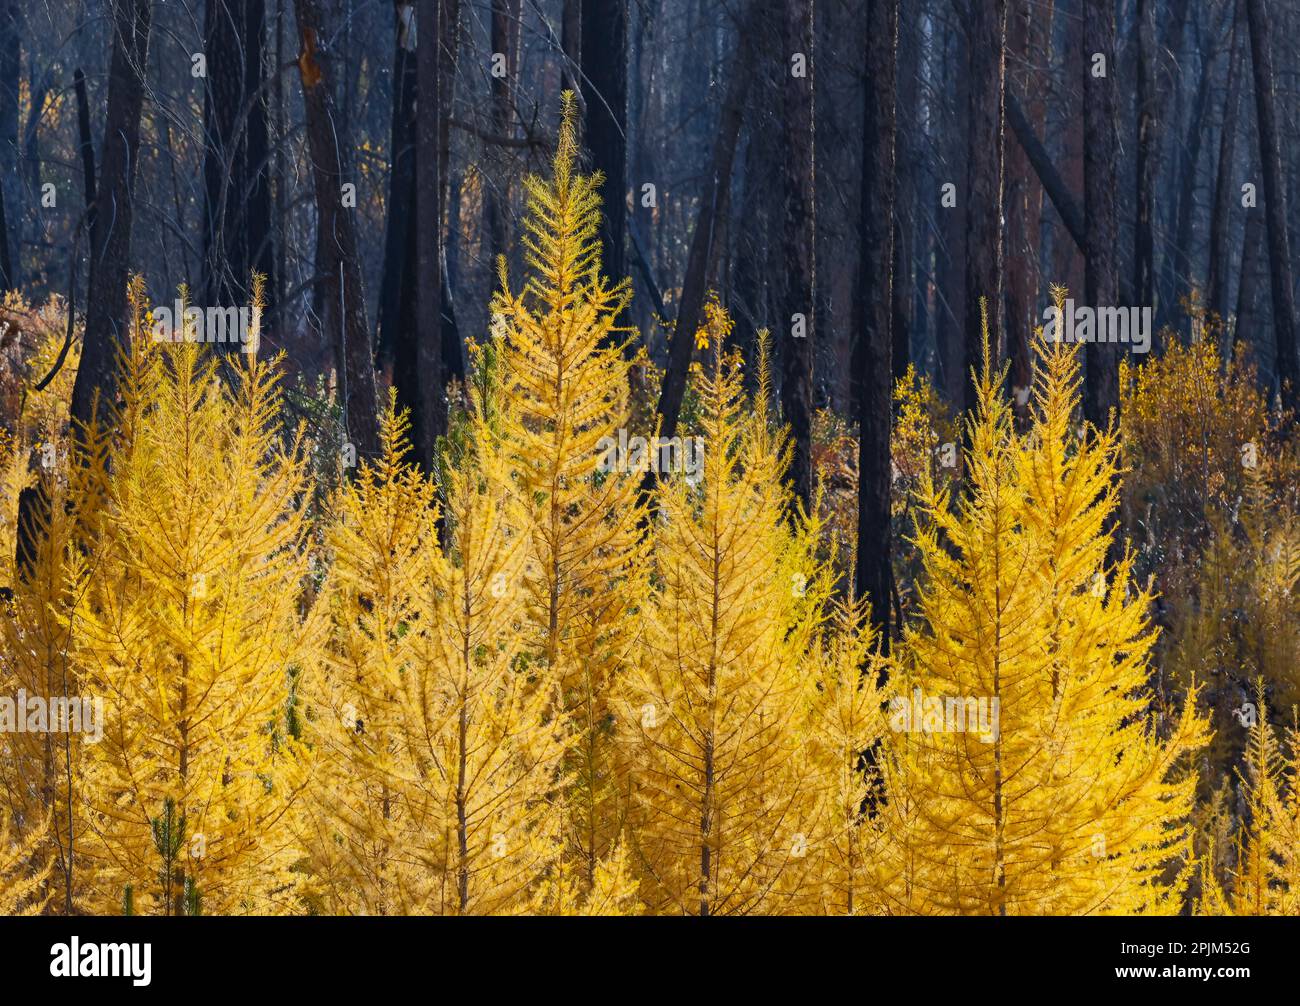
[875,322,1209,915]
[73,291,314,915]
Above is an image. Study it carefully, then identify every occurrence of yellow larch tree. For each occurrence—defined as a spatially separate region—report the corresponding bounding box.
[486,92,648,888]
[1198,687,1300,915]
[618,333,832,915]
[0,296,92,914]
[876,317,1208,915]
[0,423,105,914]
[0,808,48,915]
[72,288,315,915]
[806,592,892,915]
[303,397,572,915]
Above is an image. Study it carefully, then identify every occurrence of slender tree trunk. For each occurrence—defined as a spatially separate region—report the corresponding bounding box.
[485,0,521,262]
[1235,202,1266,357]
[1208,0,1245,327]
[561,0,580,95]
[1246,0,1299,412]
[781,0,815,511]
[580,0,628,295]
[202,0,273,322]
[294,0,381,462]
[1168,50,1213,334]
[1082,0,1120,429]
[889,0,918,384]
[937,18,968,406]
[399,0,445,469]
[74,69,97,233]
[69,0,153,443]
[0,0,18,289]
[1133,0,1156,311]
[962,0,1007,410]
[378,2,418,370]
[1004,0,1046,414]
[652,0,760,445]
[854,0,899,646]
[439,0,466,385]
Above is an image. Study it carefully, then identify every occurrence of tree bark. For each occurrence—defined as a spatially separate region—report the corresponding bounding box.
[0,0,17,289]
[68,0,153,444]
[1004,0,1047,415]
[294,0,381,462]
[485,0,521,263]
[1208,0,1244,326]
[1246,0,1299,412]
[651,0,760,446]
[780,0,815,511]
[561,0,580,95]
[962,0,1007,411]
[580,0,628,296]
[1081,0,1120,429]
[202,0,274,323]
[377,2,418,371]
[1133,0,1155,311]
[399,0,445,469]
[74,69,97,233]
[854,0,899,646]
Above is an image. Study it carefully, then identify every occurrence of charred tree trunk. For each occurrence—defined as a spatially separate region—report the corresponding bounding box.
[1235,201,1266,357]
[294,0,381,463]
[378,2,418,371]
[68,0,153,444]
[1081,0,1120,429]
[74,69,97,233]
[561,0,581,95]
[1208,0,1244,327]
[202,0,274,323]
[780,0,815,512]
[398,0,445,469]
[652,0,760,445]
[1004,0,1046,416]
[937,18,968,406]
[580,0,628,298]
[0,0,17,289]
[1246,0,1299,412]
[961,0,1007,411]
[438,0,466,385]
[485,0,521,262]
[854,0,899,646]
[1133,0,1155,312]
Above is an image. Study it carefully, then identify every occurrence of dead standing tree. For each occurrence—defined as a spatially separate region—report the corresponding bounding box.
[294,0,381,463]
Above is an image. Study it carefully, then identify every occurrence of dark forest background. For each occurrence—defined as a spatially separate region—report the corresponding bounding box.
[0,0,1297,640]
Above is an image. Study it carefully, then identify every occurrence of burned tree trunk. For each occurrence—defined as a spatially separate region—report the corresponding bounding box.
[294,0,381,463]
[0,0,17,290]
[1246,0,1299,412]
[962,0,1007,412]
[202,0,275,324]
[377,2,418,372]
[652,0,761,445]
[485,0,521,262]
[581,0,627,290]
[1081,0,1120,429]
[780,0,815,512]
[399,0,446,469]
[69,0,153,443]
[1132,0,1163,313]
[1208,0,1245,327]
[854,0,899,645]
